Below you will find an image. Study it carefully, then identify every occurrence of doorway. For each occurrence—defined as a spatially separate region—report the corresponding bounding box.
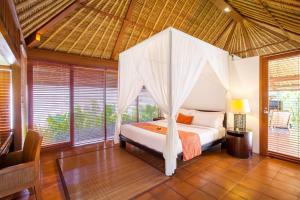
[260,50,300,162]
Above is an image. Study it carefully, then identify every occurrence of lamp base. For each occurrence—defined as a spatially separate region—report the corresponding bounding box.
[234,114,246,131]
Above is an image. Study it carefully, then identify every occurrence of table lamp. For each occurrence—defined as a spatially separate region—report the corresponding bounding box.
[230,99,251,131]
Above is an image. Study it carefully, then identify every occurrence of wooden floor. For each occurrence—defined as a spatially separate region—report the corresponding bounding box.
[1,141,300,200]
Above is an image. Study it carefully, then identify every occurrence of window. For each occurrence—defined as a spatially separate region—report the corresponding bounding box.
[0,69,12,132]
[29,62,120,147]
[123,87,160,123]
[31,65,70,146]
[138,88,159,122]
[29,62,159,147]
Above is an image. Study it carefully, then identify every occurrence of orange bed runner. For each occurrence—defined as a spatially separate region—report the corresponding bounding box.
[132,122,201,161]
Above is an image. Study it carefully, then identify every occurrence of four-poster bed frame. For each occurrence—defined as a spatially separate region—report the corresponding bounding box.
[119,110,227,161]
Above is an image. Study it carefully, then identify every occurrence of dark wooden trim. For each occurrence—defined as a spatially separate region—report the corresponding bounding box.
[70,67,74,145]
[104,69,107,140]
[268,151,300,164]
[41,142,72,153]
[259,55,268,156]
[28,49,118,70]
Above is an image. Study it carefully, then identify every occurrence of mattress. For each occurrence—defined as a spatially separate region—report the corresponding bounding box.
[120,119,225,154]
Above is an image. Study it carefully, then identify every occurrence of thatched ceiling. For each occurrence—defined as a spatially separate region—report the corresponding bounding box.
[14,0,300,60]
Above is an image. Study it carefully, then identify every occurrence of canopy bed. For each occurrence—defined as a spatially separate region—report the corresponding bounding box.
[114,27,230,176]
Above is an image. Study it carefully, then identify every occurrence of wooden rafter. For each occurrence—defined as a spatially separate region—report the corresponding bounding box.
[148,0,170,37]
[240,20,255,57]
[233,38,289,54]
[224,22,237,50]
[54,0,102,51]
[173,0,191,29]
[248,19,300,47]
[111,0,137,59]
[123,1,146,53]
[255,0,289,38]
[209,0,243,22]
[91,1,124,57]
[212,20,234,45]
[190,1,211,36]
[135,0,158,44]
[101,1,129,58]
[79,1,112,55]
[195,5,217,38]
[25,0,86,47]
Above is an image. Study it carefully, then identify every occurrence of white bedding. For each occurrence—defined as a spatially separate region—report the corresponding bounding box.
[120,119,225,154]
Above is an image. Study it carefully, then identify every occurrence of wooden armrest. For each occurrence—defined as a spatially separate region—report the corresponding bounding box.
[0,161,35,175]
[0,151,23,168]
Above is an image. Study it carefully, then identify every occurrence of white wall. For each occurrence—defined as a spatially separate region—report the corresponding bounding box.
[229,56,260,153]
[183,63,227,111]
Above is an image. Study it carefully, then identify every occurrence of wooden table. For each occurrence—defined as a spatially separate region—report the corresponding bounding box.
[226,129,253,159]
[0,131,13,157]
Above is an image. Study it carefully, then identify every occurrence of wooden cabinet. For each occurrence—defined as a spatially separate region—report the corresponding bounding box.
[226,129,253,158]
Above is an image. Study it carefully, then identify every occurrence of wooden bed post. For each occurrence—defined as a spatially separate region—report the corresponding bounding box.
[120,137,126,149]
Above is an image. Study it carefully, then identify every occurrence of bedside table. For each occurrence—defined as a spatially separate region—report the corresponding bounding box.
[153,117,165,121]
[226,129,253,158]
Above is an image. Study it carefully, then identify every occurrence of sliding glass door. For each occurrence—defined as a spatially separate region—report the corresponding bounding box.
[261,51,300,162]
[31,65,71,146]
[29,62,160,148]
[73,67,105,145]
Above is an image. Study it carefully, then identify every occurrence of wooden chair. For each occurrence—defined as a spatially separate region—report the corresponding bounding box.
[0,130,43,199]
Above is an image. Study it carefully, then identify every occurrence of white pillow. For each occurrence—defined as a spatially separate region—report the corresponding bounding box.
[191,110,224,128]
[178,108,194,116]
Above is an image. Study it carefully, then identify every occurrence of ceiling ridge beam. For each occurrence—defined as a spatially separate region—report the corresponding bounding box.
[110,0,136,59]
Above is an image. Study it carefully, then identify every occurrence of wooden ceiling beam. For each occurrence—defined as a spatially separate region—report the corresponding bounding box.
[111,0,137,59]
[27,48,118,69]
[233,38,289,54]
[25,0,86,47]
[209,0,244,22]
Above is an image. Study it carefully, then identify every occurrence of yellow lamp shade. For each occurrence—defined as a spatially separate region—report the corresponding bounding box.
[230,99,251,114]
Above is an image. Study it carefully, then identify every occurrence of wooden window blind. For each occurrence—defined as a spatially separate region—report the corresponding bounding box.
[32,65,70,146]
[105,70,118,138]
[0,70,11,132]
[268,55,300,160]
[138,88,159,122]
[73,67,105,144]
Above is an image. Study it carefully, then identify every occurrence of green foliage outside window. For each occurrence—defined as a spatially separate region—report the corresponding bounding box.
[45,100,159,141]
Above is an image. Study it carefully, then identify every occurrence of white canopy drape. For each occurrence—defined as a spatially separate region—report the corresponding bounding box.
[114,27,229,176]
